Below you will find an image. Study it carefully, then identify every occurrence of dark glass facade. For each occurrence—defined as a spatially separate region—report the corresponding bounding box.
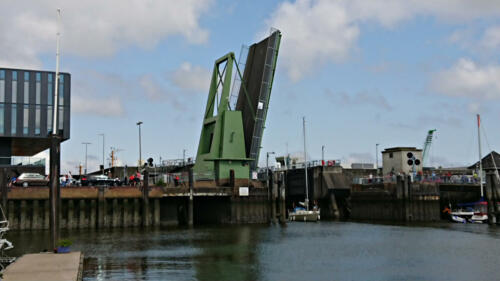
[0,68,70,157]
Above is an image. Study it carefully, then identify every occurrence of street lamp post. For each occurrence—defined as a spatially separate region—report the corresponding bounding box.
[137,121,143,167]
[183,149,186,166]
[376,143,380,175]
[322,145,325,166]
[82,142,91,176]
[98,134,105,174]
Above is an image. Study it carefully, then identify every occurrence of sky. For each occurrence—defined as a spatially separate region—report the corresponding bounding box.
[1,0,500,173]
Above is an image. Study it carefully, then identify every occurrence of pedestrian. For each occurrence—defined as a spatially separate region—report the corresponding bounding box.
[129,174,135,186]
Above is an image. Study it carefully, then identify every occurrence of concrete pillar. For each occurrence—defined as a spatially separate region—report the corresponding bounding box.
[153,199,160,226]
[68,200,75,229]
[279,186,286,224]
[19,200,27,230]
[188,168,193,227]
[112,199,120,228]
[329,192,340,219]
[90,200,96,229]
[49,134,61,250]
[271,175,278,224]
[44,200,49,229]
[491,175,500,222]
[486,174,497,225]
[32,200,41,229]
[133,198,140,226]
[79,200,86,228]
[97,186,105,228]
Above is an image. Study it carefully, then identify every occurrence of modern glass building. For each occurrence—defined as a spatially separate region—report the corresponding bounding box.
[0,68,70,159]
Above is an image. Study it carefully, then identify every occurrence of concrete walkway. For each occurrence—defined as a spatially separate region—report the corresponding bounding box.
[3,252,83,281]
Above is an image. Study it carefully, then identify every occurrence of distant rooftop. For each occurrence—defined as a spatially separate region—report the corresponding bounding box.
[468,151,500,170]
[382,147,422,153]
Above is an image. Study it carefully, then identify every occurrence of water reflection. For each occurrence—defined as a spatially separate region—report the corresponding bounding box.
[5,222,500,280]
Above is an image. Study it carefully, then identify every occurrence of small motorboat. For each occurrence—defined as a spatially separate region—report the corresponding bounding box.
[289,208,320,222]
[450,215,466,223]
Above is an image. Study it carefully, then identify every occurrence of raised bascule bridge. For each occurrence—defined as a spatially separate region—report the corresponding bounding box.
[2,31,283,229]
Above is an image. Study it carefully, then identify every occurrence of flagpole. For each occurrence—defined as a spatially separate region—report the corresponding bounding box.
[477,114,484,199]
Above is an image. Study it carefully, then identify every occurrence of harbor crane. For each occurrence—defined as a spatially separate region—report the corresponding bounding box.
[422,129,436,167]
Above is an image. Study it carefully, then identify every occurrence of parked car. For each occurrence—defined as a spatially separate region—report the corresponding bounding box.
[13,173,49,187]
[82,175,121,186]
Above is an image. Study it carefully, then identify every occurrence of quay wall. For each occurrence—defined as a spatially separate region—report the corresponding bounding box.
[350,177,441,222]
[2,186,271,230]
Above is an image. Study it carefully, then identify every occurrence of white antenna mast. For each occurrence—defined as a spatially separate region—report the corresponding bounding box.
[52,8,61,135]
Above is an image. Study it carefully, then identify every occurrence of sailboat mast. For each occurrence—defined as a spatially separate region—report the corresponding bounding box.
[303,117,309,211]
[477,114,484,198]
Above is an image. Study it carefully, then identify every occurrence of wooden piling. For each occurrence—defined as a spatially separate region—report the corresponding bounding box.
[20,200,27,230]
[112,199,120,228]
[133,198,140,226]
[97,187,105,228]
[90,199,96,228]
[44,200,49,229]
[68,200,75,229]
[123,199,131,227]
[32,200,41,229]
[78,200,86,228]
[142,170,150,227]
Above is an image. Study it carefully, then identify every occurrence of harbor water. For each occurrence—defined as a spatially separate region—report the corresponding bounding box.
[6,221,500,280]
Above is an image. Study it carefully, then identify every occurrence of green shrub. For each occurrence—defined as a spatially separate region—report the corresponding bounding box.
[156,178,166,187]
[58,239,73,247]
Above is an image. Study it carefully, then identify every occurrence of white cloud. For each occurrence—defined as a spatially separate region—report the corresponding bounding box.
[431,58,500,100]
[265,0,359,81]
[480,26,500,50]
[170,62,210,93]
[264,0,500,81]
[72,95,124,117]
[341,152,374,168]
[325,89,393,110]
[0,0,212,68]
[139,75,169,101]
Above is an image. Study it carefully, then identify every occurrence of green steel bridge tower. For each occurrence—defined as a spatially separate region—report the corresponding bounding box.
[193,30,281,183]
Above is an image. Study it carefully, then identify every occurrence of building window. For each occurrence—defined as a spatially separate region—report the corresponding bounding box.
[58,106,63,130]
[36,73,41,104]
[58,74,64,106]
[0,70,4,103]
[0,104,4,135]
[47,106,52,133]
[23,105,28,135]
[35,105,40,135]
[24,72,29,104]
[12,71,17,103]
[47,74,53,105]
[389,152,393,158]
[11,104,16,135]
